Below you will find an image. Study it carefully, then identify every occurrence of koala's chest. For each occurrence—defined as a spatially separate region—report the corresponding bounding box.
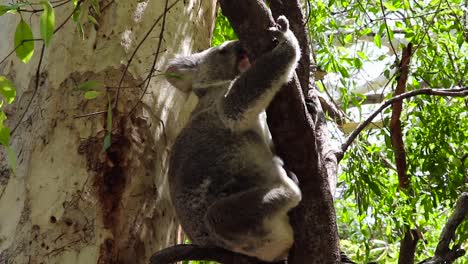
[170,113,275,188]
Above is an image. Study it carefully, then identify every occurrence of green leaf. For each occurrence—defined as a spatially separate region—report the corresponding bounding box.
[87,14,99,26]
[40,0,55,46]
[84,90,101,99]
[15,20,35,63]
[353,58,363,69]
[90,0,101,15]
[0,76,16,104]
[76,80,103,91]
[0,3,26,15]
[0,5,8,16]
[344,34,353,43]
[383,2,398,11]
[374,34,382,48]
[0,111,10,145]
[103,133,111,151]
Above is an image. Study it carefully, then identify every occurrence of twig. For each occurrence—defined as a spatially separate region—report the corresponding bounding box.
[18,0,72,13]
[11,43,46,135]
[378,0,399,59]
[339,87,468,159]
[149,244,282,264]
[73,110,107,119]
[53,0,84,34]
[127,0,170,115]
[0,39,42,66]
[113,0,180,109]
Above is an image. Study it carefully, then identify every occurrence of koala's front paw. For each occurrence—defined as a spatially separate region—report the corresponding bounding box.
[268,16,290,41]
[268,16,300,63]
[275,16,290,33]
[268,16,298,48]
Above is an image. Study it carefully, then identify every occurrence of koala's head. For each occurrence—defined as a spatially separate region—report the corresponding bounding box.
[165,41,250,96]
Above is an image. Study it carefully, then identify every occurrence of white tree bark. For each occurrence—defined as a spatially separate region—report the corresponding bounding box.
[0,0,216,263]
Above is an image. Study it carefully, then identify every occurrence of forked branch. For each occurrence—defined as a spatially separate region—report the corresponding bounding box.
[420,193,468,264]
[339,86,468,160]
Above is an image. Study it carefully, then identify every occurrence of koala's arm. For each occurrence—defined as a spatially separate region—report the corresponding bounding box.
[219,16,300,129]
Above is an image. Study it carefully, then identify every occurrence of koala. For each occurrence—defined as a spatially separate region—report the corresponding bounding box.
[165,16,301,262]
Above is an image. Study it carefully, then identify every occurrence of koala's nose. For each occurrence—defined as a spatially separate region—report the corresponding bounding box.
[235,42,247,56]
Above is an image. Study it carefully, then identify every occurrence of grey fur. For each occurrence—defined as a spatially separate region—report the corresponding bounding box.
[165,16,302,262]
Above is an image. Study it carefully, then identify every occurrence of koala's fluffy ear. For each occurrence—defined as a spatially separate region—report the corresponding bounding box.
[165,56,198,93]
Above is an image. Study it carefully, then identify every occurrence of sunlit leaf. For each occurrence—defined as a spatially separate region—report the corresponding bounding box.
[40,0,55,46]
[0,111,10,145]
[0,76,16,104]
[383,2,398,11]
[14,20,34,63]
[374,34,382,48]
[84,90,101,99]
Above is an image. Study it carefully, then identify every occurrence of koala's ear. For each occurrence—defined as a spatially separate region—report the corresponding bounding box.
[165,57,198,93]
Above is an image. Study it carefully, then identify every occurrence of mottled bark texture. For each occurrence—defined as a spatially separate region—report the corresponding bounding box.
[0,1,217,263]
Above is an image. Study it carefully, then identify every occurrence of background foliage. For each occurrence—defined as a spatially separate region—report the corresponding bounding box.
[1,0,466,263]
[213,0,467,263]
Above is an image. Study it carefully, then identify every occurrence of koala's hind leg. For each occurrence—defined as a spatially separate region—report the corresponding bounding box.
[205,184,300,262]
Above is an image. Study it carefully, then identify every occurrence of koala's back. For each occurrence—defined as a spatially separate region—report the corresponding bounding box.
[168,110,277,245]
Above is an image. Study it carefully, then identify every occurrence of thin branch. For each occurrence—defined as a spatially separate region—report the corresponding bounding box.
[125,0,170,147]
[18,0,72,13]
[114,0,180,109]
[10,43,46,135]
[53,0,84,34]
[73,110,107,119]
[339,87,468,159]
[0,39,42,66]
[379,0,399,59]
[127,0,170,116]
[149,244,280,264]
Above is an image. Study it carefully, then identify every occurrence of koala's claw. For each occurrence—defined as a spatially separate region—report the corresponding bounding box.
[268,16,291,42]
[276,16,289,32]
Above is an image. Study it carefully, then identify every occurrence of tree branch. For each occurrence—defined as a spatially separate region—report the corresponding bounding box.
[398,228,421,264]
[269,0,311,93]
[390,43,412,188]
[420,192,468,264]
[339,86,468,160]
[149,244,281,264]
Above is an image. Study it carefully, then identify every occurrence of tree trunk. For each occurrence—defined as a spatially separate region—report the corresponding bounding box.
[0,1,216,263]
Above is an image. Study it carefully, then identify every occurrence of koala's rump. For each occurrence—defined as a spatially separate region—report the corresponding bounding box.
[168,113,279,245]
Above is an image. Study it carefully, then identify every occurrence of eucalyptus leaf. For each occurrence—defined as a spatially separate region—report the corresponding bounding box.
[84,90,101,99]
[0,111,10,145]
[374,34,382,48]
[40,0,55,46]
[14,20,34,63]
[0,76,16,104]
